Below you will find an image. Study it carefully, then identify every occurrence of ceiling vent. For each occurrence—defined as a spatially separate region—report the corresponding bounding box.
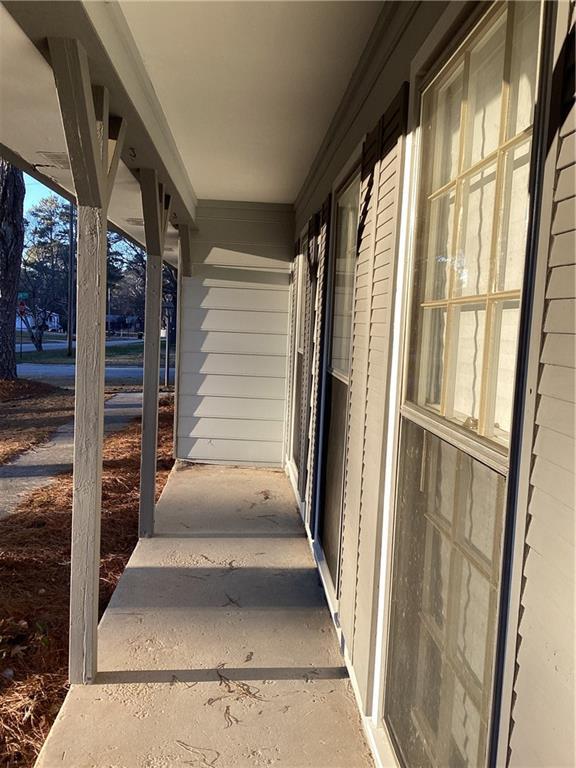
[36,151,70,170]
[125,217,145,226]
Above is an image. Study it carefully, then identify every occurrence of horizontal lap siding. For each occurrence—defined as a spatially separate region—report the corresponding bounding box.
[179,417,283,441]
[510,14,575,766]
[178,374,285,400]
[176,202,292,466]
[339,88,407,711]
[181,331,287,356]
[178,395,285,421]
[179,353,287,377]
[176,438,282,464]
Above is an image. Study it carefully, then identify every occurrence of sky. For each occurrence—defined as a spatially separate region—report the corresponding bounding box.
[23,172,66,217]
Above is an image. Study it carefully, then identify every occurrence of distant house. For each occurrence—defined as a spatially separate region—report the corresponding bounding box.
[105,313,142,333]
[15,307,61,332]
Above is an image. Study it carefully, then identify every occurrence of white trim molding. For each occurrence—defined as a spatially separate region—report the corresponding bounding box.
[81,0,197,222]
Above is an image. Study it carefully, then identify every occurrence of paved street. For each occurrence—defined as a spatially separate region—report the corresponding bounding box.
[16,363,175,385]
[15,337,144,353]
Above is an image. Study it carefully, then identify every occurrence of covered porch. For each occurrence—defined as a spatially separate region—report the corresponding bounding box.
[2,1,573,766]
[0,3,387,764]
[36,464,372,767]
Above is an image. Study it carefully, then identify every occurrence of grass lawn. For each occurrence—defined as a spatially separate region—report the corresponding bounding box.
[41,332,67,340]
[18,342,175,368]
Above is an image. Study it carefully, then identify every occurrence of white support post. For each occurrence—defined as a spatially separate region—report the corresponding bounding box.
[71,204,106,683]
[138,168,171,537]
[172,224,192,459]
[48,37,126,684]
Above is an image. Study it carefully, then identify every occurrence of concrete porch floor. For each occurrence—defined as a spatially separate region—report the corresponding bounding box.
[36,464,373,768]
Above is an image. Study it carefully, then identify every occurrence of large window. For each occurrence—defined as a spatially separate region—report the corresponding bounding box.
[386,420,506,768]
[407,2,540,448]
[319,169,360,583]
[385,5,541,768]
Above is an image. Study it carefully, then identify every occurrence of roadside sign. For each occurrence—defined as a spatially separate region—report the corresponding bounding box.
[17,292,28,301]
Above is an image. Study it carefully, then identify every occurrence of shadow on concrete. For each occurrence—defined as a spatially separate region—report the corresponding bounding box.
[95,666,349,685]
[110,566,327,609]
[153,532,305,539]
[0,463,71,478]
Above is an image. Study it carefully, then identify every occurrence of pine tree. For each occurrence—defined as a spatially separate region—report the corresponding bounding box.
[0,159,25,380]
[21,195,72,350]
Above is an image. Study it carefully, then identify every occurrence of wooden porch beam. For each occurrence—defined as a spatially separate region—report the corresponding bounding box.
[139,168,172,537]
[92,85,110,173]
[106,116,127,207]
[49,37,126,685]
[48,38,104,208]
[179,221,193,277]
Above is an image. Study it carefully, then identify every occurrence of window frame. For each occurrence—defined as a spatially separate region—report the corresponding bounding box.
[407,1,539,454]
[384,417,507,767]
[296,247,306,356]
[326,166,362,384]
[372,4,547,768]
[287,226,309,487]
[312,144,362,609]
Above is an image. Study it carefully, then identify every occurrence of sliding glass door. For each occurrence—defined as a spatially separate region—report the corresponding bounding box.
[384,4,541,766]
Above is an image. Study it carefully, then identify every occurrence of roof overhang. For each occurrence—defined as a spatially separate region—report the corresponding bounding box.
[1,0,196,264]
[1,0,385,262]
[115,0,383,204]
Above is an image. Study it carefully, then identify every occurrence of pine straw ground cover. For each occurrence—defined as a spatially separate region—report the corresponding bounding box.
[0,400,174,767]
[0,380,76,465]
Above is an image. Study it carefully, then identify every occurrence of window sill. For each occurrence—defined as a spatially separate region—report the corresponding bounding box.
[400,402,509,475]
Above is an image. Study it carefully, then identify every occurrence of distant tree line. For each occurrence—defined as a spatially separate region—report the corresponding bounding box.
[0,159,177,380]
[20,195,177,351]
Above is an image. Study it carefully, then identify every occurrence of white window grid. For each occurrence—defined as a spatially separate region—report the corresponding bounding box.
[414,3,534,447]
[409,428,507,767]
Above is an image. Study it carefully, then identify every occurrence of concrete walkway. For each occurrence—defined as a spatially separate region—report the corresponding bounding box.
[36,465,373,768]
[0,392,142,519]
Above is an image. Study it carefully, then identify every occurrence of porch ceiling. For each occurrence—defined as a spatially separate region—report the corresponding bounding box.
[1,0,382,259]
[0,1,184,265]
[117,1,383,203]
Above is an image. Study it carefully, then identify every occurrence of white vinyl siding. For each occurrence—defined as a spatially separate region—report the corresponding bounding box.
[176,201,292,466]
